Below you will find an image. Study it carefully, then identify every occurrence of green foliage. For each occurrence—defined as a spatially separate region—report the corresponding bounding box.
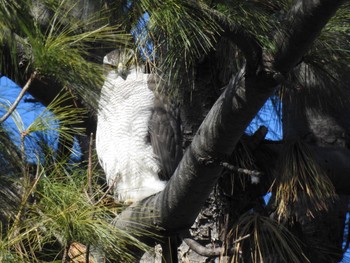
[27,92,86,158]
[0,162,148,262]
[0,91,85,163]
[122,0,221,93]
[0,0,129,109]
[0,133,148,262]
[29,166,148,262]
[0,2,151,260]
[0,93,147,262]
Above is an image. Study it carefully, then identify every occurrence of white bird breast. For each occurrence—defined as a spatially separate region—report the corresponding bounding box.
[96,70,166,202]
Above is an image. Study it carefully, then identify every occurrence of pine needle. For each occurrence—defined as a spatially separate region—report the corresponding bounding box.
[229,212,309,263]
[274,140,337,221]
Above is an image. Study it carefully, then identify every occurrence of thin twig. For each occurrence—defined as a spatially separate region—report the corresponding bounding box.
[343,213,350,253]
[94,175,118,206]
[62,243,70,263]
[86,133,94,262]
[86,244,91,263]
[232,234,250,244]
[87,133,93,197]
[0,71,37,123]
[183,238,222,257]
[20,131,27,177]
[184,234,250,257]
[9,169,43,240]
[220,162,263,177]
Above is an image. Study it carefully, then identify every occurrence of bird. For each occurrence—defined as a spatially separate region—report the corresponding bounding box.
[95,48,182,203]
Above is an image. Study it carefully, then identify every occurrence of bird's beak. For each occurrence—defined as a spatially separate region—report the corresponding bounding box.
[117,62,124,75]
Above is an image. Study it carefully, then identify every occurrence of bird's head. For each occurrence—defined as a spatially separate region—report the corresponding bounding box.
[103,48,135,79]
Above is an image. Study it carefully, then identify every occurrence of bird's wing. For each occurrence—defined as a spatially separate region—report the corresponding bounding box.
[148,95,183,181]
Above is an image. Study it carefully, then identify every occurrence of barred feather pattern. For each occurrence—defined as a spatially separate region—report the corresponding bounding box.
[96,69,166,202]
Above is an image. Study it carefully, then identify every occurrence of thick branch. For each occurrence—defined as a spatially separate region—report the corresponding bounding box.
[154,67,280,231]
[115,67,279,242]
[273,0,345,74]
[219,23,262,73]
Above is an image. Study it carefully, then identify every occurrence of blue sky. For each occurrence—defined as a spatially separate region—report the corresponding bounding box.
[0,76,68,163]
[245,96,282,140]
[1,76,83,163]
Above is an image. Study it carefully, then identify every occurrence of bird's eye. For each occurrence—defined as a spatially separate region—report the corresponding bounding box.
[105,64,117,69]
